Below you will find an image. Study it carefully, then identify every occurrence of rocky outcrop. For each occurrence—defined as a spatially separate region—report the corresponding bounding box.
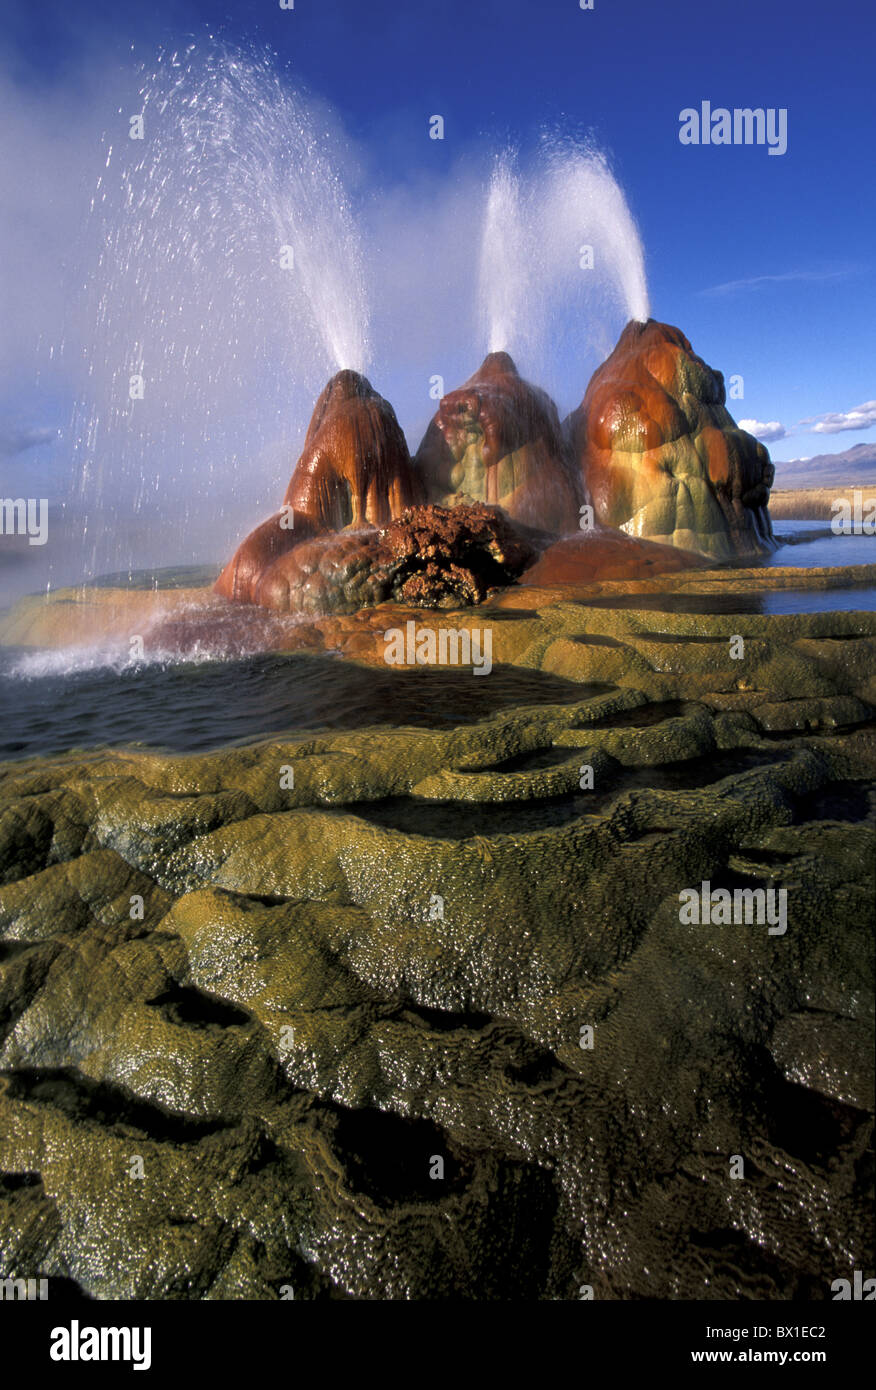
[415,352,582,534]
[215,371,421,604]
[568,319,776,560]
[251,503,535,614]
[378,502,535,608]
[214,333,780,617]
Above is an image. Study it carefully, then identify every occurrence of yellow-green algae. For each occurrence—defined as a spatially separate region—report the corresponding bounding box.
[0,592,874,1300]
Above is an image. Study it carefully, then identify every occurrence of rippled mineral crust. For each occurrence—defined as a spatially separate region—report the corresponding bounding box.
[214,503,536,617]
[0,596,874,1300]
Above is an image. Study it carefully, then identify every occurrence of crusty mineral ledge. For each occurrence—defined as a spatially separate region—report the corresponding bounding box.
[0,600,873,1299]
[2,560,874,658]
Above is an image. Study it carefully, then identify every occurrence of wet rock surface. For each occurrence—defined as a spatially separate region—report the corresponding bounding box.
[521,527,706,585]
[0,603,873,1300]
[215,371,421,606]
[568,319,777,560]
[214,323,784,624]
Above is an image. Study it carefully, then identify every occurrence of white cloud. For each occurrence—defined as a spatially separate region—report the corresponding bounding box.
[802,401,876,435]
[0,424,59,457]
[701,267,858,296]
[738,418,786,442]
[739,402,876,445]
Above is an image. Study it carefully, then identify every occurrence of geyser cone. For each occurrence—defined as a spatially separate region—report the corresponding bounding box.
[216,370,421,605]
[284,370,420,529]
[414,353,583,535]
[567,319,776,560]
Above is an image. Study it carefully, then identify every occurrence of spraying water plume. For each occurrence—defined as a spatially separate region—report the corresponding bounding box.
[477,139,649,398]
[68,43,369,581]
[478,152,531,358]
[539,138,650,326]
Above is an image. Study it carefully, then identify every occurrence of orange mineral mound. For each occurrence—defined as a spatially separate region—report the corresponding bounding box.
[567,319,776,561]
[521,527,707,586]
[215,370,421,604]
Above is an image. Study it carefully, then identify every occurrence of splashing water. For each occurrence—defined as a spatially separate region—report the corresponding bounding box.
[539,139,650,326]
[477,140,649,396]
[66,43,369,584]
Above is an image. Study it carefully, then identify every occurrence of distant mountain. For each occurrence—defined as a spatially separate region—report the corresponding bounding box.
[772,442,876,489]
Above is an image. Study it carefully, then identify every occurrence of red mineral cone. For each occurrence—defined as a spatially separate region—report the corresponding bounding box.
[215,370,421,604]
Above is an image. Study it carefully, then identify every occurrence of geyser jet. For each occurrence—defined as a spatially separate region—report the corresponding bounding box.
[69,43,370,587]
[476,141,650,396]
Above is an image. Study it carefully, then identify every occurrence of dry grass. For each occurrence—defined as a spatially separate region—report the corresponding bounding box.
[769,487,875,520]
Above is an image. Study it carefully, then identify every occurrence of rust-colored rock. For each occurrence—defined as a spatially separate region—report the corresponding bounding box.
[381,501,535,609]
[521,527,708,586]
[216,371,421,603]
[248,503,535,615]
[567,320,776,560]
[414,352,582,534]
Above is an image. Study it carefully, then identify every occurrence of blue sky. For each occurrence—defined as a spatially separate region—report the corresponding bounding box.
[1,0,874,541]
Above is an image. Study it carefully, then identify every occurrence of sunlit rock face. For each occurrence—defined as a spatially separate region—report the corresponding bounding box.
[567,320,776,560]
[215,331,776,617]
[215,371,421,603]
[414,352,583,535]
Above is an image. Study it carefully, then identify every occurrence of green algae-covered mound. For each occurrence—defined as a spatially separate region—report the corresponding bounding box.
[0,605,874,1299]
